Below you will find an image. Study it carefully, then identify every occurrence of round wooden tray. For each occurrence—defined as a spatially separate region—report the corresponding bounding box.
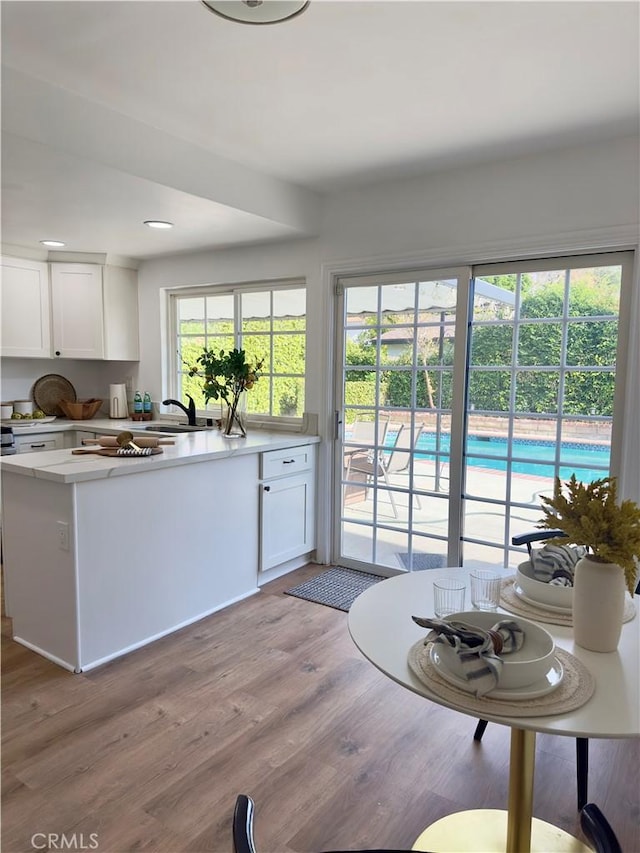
[32,374,77,416]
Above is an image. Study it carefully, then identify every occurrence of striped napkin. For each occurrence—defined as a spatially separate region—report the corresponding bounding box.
[531,543,587,586]
[412,616,525,697]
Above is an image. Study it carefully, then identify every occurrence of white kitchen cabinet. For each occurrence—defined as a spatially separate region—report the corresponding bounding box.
[1,258,139,360]
[15,432,64,453]
[50,262,139,360]
[259,444,316,571]
[0,257,51,357]
[102,265,139,360]
[50,263,104,359]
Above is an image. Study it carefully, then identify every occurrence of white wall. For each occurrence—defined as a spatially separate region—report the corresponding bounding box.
[0,358,138,415]
[319,135,640,264]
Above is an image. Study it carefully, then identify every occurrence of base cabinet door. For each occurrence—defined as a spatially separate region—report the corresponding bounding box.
[260,472,315,571]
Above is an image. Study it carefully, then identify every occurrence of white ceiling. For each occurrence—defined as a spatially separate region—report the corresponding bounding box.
[2,0,639,261]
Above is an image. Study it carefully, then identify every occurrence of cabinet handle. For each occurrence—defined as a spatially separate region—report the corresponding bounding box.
[55,351,61,356]
[31,443,46,449]
[283,459,296,464]
[264,485,271,492]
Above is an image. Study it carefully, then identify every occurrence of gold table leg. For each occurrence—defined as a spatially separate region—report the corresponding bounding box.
[507,727,536,851]
[412,727,590,853]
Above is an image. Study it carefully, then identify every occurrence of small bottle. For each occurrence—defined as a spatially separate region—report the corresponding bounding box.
[143,392,152,414]
[134,390,143,415]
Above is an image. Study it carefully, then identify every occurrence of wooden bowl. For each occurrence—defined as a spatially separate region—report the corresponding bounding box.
[59,398,103,420]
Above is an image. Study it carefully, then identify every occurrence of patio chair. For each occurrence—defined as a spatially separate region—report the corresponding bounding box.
[344,416,390,481]
[348,415,391,447]
[348,422,425,518]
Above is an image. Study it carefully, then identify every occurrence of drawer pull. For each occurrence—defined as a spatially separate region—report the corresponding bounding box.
[283,459,296,464]
[31,443,46,449]
[264,485,271,492]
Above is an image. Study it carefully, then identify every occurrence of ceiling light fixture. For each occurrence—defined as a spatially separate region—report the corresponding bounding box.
[201,0,309,25]
[40,239,66,247]
[143,220,174,229]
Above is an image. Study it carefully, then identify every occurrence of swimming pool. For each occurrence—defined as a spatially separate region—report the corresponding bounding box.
[414,433,610,481]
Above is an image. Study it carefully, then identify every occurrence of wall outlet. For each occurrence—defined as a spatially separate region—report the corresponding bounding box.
[56,521,70,551]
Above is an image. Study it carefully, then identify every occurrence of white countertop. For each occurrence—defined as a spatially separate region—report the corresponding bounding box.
[1,419,319,483]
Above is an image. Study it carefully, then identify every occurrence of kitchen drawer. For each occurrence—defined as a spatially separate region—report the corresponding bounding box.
[260,445,314,480]
[15,432,64,453]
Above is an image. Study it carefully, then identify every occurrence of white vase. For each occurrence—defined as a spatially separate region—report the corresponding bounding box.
[573,555,626,652]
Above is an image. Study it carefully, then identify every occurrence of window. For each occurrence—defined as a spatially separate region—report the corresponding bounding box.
[169,281,306,419]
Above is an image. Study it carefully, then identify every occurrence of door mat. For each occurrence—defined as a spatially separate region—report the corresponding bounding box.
[397,553,446,571]
[284,567,383,612]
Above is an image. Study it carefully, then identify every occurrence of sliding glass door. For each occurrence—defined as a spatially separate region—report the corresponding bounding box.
[333,252,633,574]
[334,268,471,573]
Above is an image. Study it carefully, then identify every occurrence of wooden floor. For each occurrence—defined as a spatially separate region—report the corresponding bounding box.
[2,564,639,853]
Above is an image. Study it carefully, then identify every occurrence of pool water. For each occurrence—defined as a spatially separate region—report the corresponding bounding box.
[413,433,609,481]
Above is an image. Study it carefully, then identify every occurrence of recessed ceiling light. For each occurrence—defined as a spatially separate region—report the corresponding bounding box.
[40,239,66,247]
[144,220,174,229]
[202,1,309,25]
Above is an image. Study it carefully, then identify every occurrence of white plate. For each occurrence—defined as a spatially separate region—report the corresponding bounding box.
[513,582,572,614]
[429,645,564,700]
[1,416,57,426]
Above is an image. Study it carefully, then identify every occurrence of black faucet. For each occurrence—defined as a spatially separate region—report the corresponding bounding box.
[162,394,197,426]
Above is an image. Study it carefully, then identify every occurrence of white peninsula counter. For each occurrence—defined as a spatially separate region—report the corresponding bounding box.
[1,429,319,672]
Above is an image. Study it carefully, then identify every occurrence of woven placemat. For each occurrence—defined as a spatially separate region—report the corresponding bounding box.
[499,576,636,627]
[408,641,595,717]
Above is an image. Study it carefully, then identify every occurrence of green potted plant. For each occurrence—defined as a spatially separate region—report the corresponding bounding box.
[188,347,264,437]
[539,474,640,651]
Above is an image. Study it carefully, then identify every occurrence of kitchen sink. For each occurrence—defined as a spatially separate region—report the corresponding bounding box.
[143,424,207,433]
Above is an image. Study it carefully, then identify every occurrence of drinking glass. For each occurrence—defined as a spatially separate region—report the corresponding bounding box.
[470,570,502,611]
[433,579,466,618]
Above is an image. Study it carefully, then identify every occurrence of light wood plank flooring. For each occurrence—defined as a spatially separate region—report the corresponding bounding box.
[2,565,639,853]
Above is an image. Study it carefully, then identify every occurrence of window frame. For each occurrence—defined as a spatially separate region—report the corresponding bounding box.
[167,278,307,426]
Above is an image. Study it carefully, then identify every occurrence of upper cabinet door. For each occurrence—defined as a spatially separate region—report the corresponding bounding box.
[1,257,51,357]
[103,265,139,360]
[50,263,104,359]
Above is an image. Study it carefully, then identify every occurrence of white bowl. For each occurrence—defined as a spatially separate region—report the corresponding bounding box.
[516,560,573,609]
[435,610,555,690]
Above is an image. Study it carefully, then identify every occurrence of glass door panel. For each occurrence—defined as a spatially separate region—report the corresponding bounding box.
[336,269,470,572]
[464,254,630,569]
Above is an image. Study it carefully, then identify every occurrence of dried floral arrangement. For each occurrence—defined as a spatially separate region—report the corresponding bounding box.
[538,475,640,594]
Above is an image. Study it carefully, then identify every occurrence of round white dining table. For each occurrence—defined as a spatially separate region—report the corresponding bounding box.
[348,567,639,853]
